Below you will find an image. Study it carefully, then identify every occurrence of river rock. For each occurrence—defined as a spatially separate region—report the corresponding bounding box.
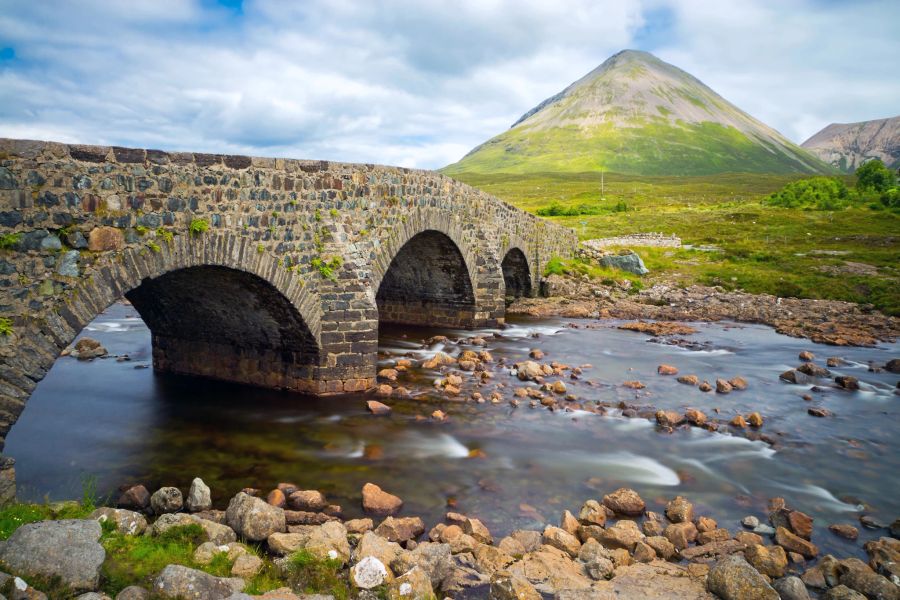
[603,487,645,516]
[288,490,327,512]
[186,478,212,512]
[798,362,830,377]
[446,512,493,544]
[775,526,818,558]
[490,571,542,600]
[375,516,425,543]
[362,483,403,516]
[665,496,694,524]
[838,558,900,600]
[542,525,581,557]
[657,364,678,375]
[390,542,453,587]
[677,374,699,385]
[351,555,392,589]
[367,400,392,414]
[578,500,607,527]
[729,376,748,390]
[150,487,183,514]
[90,507,147,535]
[825,585,868,599]
[656,410,685,427]
[716,379,733,394]
[266,489,286,508]
[771,508,813,539]
[707,554,779,600]
[773,576,811,600]
[473,542,515,576]
[0,519,105,592]
[829,524,859,540]
[226,492,285,542]
[117,485,151,511]
[231,554,263,578]
[864,536,900,580]
[780,370,811,384]
[579,538,615,580]
[745,543,788,578]
[71,337,107,360]
[153,565,243,599]
[685,409,707,426]
[664,521,698,551]
[645,535,677,560]
[835,375,860,390]
[507,545,593,595]
[353,530,404,567]
[516,361,544,382]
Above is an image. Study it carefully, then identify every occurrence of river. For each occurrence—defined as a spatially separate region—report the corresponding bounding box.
[6,301,899,560]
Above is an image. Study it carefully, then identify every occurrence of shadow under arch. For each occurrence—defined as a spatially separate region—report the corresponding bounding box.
[375,229,478,328]
[501,247,533,301]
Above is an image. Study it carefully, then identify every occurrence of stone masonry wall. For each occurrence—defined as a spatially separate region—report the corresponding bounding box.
[0,138,577,448]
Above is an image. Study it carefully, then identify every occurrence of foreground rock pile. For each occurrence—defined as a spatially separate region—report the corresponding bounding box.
[1,478,897,599]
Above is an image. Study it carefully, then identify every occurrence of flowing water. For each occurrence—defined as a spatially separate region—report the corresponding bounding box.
[7,302,899,559]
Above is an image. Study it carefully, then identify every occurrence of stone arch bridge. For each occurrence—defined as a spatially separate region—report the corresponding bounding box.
[0,138,576,447]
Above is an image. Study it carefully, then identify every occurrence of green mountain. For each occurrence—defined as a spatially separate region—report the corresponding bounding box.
[443,50,834,177]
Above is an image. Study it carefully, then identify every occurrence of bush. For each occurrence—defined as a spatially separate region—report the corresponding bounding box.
[856,159,896,192]
[764,177,850,210]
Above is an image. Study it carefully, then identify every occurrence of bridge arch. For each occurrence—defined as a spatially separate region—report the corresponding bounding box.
[501,246,533,301]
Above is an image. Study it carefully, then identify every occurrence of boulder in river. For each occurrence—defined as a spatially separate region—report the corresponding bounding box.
[362,482,403,516]
[70,337,107,360]
[0,519,105,592]
[603,487,646,516]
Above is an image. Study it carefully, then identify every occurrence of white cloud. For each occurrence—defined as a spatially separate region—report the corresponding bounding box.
[0,0,896,168]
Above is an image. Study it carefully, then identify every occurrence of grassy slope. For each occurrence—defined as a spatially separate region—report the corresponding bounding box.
[452,171,900,315]
[443,120,835,177]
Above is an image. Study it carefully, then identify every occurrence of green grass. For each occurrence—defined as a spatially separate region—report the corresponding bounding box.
[0,317,11,337]
[285,550,350,600]
[189,218,210,236]
[450,171,900,315]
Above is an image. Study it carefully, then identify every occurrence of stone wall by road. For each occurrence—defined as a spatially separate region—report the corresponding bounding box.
[0,138,576,448]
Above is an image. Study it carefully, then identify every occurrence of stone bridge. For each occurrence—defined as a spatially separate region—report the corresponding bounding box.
[0,138,576,447]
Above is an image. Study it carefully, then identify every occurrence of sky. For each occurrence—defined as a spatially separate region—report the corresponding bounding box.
[0,0,897,170]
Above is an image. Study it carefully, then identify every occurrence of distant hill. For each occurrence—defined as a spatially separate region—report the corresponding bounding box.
[443,50,833,177]
[801,116,900,172]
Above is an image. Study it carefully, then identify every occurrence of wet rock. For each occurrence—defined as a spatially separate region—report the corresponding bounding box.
[656,410,685,427]
[117,484,151,511]
[153,565,243,599]
[677,375,699,385]
[90,507,147,535]
[362,483,403,516]
[577,500,607,527]
[685,409,707,426]
[473,543,515,576]
[885,359,900,373]
[445,513,493,545]
[730,415,748,428]
[657,364,678,375]
[697,528,731,544]
[516,361,544,382]
[707,554,779,600]
[71,337,107,360]
[773,575,811,600]
[288,490,327,512]
[623,380,646,389]
[729,376,748,390]
[780,370,812,385]
[665,496,694,524]
[390,542,453,588]
[770,508,813,540]
[0,519,105,592]
[351,555,391,589]
[748,412,764,427]
[439,525,478,554]
[489,571,541,600]
[799,351,815,361]
[225,492,286,542]
[375,516,426,543]
[824,585,867,599]
[860,515,888,530]
[664,522,698,551]
[835,376,860,390]
[696,516,717,533]
[645,536,677,561]
[838,557,900,599]
[187,478,212,512]
[798,363,831,377]
[699,381,713,392]
[367,400,392,415]
[809,407,833,417]
[542,525,581,557]
[716,379,733,394]
[745,543,788,578]
[742,515,760,529]
[775,526,819,558]
[150,486,183,514]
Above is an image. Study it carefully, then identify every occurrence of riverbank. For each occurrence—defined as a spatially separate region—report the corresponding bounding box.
[509,274,900,347]
[1,478,897,599]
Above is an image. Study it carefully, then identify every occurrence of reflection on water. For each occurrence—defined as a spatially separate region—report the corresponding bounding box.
[6,302,899,560]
